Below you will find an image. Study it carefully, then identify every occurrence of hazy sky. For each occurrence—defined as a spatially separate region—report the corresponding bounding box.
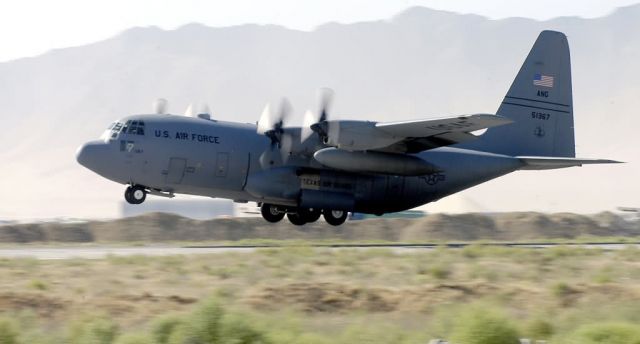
[1,0,638,62]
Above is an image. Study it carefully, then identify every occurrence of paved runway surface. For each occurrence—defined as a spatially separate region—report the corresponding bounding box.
[0,242,637,260]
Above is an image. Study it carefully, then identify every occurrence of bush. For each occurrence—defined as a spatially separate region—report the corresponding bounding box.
[114,333,152,344]
[449,307,520,344]
[29,279,48,291]
[151,314,184,344]
[523,317,554,340]
[67,316,119,344]
[429,265,451,280]
[0,318,18,344]
[562,322,640,344]
[187,298,225,343]
[551,282,574,299]
[221,315,270,344]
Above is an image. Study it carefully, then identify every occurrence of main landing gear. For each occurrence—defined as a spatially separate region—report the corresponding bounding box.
[260,204,348,226]
[124,185,147,204]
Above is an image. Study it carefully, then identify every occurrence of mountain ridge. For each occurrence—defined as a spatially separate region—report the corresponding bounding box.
[0,6,636,219]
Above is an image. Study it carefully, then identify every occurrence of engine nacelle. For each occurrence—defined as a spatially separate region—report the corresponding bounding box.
[323,120,399,151]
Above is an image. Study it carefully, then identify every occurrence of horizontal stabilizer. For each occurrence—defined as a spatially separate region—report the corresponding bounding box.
[517,156,623,170]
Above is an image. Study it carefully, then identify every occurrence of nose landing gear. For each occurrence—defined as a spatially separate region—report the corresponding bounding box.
[125,185,147,204]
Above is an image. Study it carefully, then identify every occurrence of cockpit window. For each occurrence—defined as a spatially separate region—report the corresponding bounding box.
[110,122,124,139]
[123,120,145,136]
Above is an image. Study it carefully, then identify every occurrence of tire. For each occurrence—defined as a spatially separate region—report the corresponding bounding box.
[126,185,146,204]
[124,187,134,204]
[300,208,321,223]
[287,213,307,226]
[323,209,348,226]
[261,204,285,223]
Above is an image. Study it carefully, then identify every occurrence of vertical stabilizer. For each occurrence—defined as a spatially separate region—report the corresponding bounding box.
[463,30,575,157]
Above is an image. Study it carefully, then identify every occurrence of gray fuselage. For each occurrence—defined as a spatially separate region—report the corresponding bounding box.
[77,114,524,214]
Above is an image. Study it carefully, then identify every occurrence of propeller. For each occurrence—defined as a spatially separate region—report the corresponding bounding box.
[185,103,212,119]
[301,88,334,142]
[153,98,169,115]
[198,104,211,117]
[257,99,291,145]
[257,99,293,168]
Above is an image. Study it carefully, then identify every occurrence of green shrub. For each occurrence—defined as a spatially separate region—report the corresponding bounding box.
[429,265,451,280]
[0,318,18,344]
[29,279,48,291]
[221,315,270,344]
[450,307,520,344]
[339,323,421,344]
[551,282,574,299]
[562,322,640,344]
[150,314,184,344]
[190,298,225,342]
[164,298,225,344]
[113,333,152,344]
[523,317,554,340]
[67,316,119,344]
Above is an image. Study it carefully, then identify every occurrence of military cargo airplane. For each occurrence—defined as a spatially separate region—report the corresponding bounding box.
[77,30,619,226]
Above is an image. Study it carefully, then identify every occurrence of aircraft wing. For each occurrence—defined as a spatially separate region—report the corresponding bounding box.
[376,114,511,137]
[348,114,512,153]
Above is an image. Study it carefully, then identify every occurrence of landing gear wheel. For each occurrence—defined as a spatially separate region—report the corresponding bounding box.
[299,208,321,223]
[323,209,348,226]
[261,204,285,223]
[125,186,146,205]
[287,213,307,226]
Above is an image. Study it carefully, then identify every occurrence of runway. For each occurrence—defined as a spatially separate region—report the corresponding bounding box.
[0,242,637,260]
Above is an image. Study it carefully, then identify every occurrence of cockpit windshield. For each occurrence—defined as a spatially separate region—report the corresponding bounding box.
[100,120,145,141]
[122,120,145,136]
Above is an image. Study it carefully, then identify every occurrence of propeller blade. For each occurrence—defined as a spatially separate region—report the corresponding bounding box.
[184,103,194,117]
[277,98,292,129]
[327,120,340,147]
[199,103,211,116]
[257,103,273,134]
[301,110,316,142]
[279,132,293,163]
[259,150,274,169]
[259,148,283,169]
[153,98,169,115]
[318,87,334,122]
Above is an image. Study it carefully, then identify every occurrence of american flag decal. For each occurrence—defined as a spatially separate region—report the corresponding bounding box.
[533,73,554,88]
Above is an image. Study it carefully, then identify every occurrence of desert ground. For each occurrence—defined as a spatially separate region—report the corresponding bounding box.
[0,213,639,343]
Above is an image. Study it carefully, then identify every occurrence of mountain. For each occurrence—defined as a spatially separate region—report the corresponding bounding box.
[0,6,638,219]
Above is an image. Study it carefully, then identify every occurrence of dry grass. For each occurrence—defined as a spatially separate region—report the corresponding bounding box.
[1,245,640,342]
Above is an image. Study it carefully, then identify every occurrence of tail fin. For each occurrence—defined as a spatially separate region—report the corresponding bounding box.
[464,30,575,157]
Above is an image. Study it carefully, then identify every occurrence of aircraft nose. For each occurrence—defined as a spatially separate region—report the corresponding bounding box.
[76,140,110,170]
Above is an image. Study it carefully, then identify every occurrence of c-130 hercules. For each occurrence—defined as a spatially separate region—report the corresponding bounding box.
[77,31,619,226]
